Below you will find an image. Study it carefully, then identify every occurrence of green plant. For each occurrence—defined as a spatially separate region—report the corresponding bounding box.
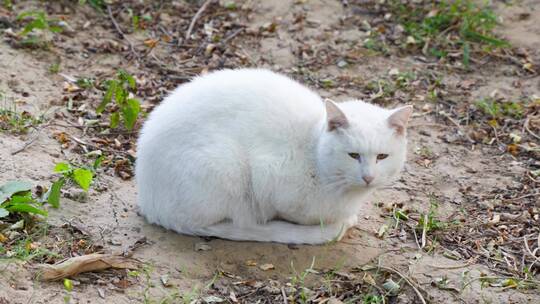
[417,198,446,233]
[48,158,101,207]
[0,106,42,134]
[79,0,106,11]
[96,70,141,130]
[389,0,509,67]
[290,257,316,304]
[2,0,12,10]
[76,77,94,89]
[48,62,61,74]
[17,11,62,36]
[0,181,47,218]
[476,98,523,119]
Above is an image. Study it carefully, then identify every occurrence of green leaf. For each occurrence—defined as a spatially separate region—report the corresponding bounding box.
[115,84,127,105]
[118,70,136,90]
[462,41,470,68]
[93,155,104,170]
[7,203,47,216]
[46,178,64,208]
[122,98,140,130]
[110,111,120,129]
[97,80,117,113]
[9,193,35,205]
[54,162,71,173]
[0,208,9,218]
[72,168,93,191]
[0,181,33,203]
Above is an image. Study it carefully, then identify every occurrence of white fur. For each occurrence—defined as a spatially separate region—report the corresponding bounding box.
[136,69,410,244]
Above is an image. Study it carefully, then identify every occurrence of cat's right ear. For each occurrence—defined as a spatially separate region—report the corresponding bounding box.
[325,99,349,132]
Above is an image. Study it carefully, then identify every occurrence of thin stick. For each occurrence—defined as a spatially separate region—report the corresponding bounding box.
[421,214,428,249]
[439,111,475,143]
[281,287,288,304]
[185,0,213,41]
[524,117,540,141]
[106,5,139,59]
[363,266,427,304]
[11,123,50,155]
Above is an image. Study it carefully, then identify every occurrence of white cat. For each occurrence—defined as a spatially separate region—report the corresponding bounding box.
[135,69,412,244]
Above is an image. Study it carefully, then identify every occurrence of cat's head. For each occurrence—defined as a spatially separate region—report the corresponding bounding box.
[316,99,412,191]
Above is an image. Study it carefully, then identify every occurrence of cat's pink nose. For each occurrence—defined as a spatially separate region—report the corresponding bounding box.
[363,175,374,185]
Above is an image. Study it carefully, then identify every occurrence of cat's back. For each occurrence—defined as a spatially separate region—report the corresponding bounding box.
[140,69,324,142]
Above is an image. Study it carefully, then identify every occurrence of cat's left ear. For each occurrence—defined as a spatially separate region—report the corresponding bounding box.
[388,105,413,135]
[325,99,349,132]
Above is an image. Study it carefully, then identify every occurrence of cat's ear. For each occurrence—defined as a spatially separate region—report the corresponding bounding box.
[388,105,413,135]
[325,99,349,132]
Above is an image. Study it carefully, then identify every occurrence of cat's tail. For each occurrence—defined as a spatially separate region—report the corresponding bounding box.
[184,220,349,245]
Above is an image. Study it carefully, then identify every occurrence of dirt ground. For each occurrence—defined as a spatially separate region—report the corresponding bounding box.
[0,0,539,303]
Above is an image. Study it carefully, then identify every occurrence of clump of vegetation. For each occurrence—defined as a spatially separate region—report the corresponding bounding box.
[0,107,42,134]
[97,70,142,130]
[476,98,524,120]
[387,0,509,66]
[16,10,62,48]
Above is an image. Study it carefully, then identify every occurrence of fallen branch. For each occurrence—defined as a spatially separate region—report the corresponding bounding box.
[36,253,139,281]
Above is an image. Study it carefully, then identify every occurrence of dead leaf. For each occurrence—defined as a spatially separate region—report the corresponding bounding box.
[36,253,139,281]
[245,260,257,266]
[259,263,275,271]
[144,38,159,48]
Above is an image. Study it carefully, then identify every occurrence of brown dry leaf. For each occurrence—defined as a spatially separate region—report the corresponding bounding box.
[0,233,7,243]
[144,38,159,48]
[259,263,274,271]
[245,260,257,266]
[507,144,519,156]
[36,253,139,281]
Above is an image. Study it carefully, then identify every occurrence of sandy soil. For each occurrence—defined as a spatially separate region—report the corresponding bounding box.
[0,0,539,303]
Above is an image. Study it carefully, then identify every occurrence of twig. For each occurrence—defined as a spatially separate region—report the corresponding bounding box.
[421,214,427,249]
[428,258,476,270]
[363,266,427,304]
[281,287,288,304]
[185,0,213,41]
[438,111,475,143]
[66,133,129,156]
[524,235,540,269]
[524,117,540,141]
[106,5,139,59]
[11,123,50,155]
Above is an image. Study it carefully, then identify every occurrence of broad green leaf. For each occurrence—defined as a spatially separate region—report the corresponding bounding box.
[97,80,117,113]
[122,98,140,130]
[9,193,35,205]
[54,162,71,173]
[0,208,8,218]
[72,168,93,191]
[46,178,64,208]
[110,111,120,129]
[0,181,33,203]
[115,84,127,105]
[7,203,47,216]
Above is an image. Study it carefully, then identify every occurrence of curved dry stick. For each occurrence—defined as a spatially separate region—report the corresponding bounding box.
[363,266,427,304]
[185,0,213,41]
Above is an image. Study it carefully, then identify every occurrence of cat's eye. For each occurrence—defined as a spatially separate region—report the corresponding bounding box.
[348,153,360,160]
[377,154,389,161]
